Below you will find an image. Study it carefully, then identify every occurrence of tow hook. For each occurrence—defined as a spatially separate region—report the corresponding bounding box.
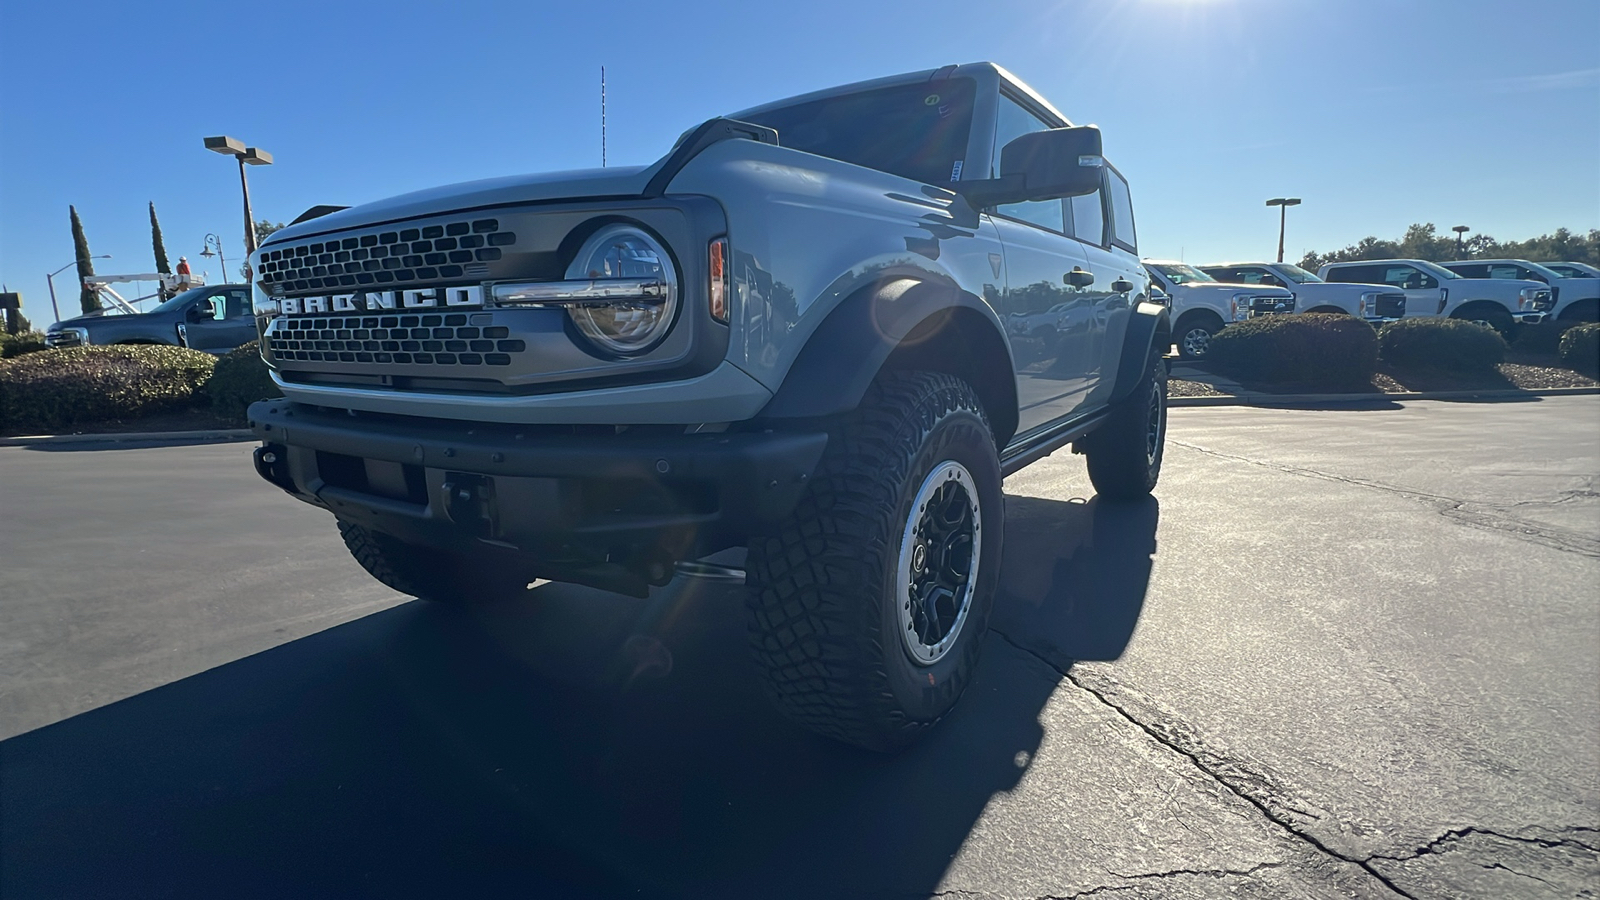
[441,473,495,537]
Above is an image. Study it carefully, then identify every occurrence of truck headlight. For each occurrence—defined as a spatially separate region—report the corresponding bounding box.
[566,224,680,354]
[1231,293,1252,321]
[1359,291,1378,317]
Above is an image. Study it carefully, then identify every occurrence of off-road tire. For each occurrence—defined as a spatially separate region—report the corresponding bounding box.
[1081,344,1167,500]
[337,520,528,606]
[745,371,1003,752]
[1175,312,1224,359]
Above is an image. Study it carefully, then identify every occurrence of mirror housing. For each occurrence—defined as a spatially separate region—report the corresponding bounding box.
[187,300,217,322]
[959,125,1106,208]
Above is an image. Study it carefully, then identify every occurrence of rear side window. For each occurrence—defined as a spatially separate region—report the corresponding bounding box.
[1382,266,1436,289]
[1326,264,1379,284]
[1107,168,1136,253]
[1067,186,1105,247]
[1451,264,1489,278]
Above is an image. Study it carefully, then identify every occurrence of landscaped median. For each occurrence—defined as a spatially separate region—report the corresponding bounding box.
[0,342,281,437]
[1170,317,1599,401]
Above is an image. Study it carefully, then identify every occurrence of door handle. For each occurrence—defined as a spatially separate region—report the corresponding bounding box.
[1111,278,1134,293]
[1065,268,1095,288]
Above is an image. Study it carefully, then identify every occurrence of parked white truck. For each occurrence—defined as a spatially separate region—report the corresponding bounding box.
[1199,261,1405,323]
[1142,260,1294,358]
[1438,258,1599,324]
[1318,258,1552,339]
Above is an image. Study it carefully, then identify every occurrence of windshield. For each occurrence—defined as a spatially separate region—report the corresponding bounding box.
[1150,263,1216,284]
[1274,264,1323,284]
[148,287,214,314]
[739,78,976,187]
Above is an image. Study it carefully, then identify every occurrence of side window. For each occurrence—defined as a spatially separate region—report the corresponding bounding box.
[1452,264,1488,278]
[1384,266,1436,290]
[1067,187,1105,247]
[1206,267,1243,282]
[1486,264,1520,280]
[216,290,249,319]
[1107,168,1136,253]
[1328,265,1376,283]
[992,95,1064,232]
[1515,266,1547,283]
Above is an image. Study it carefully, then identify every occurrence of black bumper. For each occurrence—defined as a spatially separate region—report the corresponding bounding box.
[248,400,827,568]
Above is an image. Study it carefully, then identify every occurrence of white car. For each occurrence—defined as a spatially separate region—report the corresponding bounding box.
[1319,258,1552,339]
[1438,258,1598,324]
[1143,260,1295,358]
[1200,261,1405,323]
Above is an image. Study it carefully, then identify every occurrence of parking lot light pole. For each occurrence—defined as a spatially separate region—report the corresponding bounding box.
[203,136,272,279]
[1266,198,1302,263]
[47,255,110,323]
[200,234,227,284]
[1453,225,1471,260]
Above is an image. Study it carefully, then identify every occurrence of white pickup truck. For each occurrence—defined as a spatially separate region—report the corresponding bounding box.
[1200,261,1405,323]
[1439,258,1599,324]
[1319,258,1552,339]
[1143,260,1295,358]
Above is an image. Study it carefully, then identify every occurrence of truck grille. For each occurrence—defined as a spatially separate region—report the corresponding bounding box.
[1248,294,1294,314]
[45,331,82,348]
[264,313,528,367]
[1374,292,1406,317]
[257,218,517,294]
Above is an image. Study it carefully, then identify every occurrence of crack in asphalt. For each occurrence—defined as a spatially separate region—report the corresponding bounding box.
[1168,439,1600,558]
[992,630,1415,899]
[1367,825,1600,863]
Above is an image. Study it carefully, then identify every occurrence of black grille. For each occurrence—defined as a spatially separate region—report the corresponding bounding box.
[258,218,513,293]
[1249,294,1295,314]
[264,314,527,367]
[1375,292,1406,318]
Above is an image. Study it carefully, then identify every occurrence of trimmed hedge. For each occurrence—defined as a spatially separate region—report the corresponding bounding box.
[0,331,47,359]
[1377,318,1506,373]
[1559,323,1600,376]
[1206,313,1379,385]
[0,345,215,433]
[205,341,282,422]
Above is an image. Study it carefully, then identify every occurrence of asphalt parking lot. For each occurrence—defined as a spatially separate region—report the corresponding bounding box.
[2,398,1596,899]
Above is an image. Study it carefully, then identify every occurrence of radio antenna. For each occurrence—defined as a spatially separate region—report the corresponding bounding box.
[601,66,607,168]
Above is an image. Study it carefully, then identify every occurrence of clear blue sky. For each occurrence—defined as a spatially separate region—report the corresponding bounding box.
[2,0,1596,325]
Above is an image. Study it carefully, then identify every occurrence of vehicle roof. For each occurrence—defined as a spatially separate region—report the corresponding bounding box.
[728,62,1072,126]
[1321,258,1432,266]
[1441,258,1558,268]
[1200,261,1291,268]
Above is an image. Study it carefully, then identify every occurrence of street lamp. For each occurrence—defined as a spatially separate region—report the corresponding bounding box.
[1452,225,1471,260]
[46,255,110,323]
[199,234,227,284]
[1265,198,1302,264]
[203,135,272,278]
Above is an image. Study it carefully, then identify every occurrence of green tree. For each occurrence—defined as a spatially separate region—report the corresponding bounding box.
[255,219,286,244]
[1300,224,1600,272]
[149,202,171,275]
[70,205,102,314]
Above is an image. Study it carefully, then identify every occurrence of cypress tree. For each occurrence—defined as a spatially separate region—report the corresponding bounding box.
[150,202,171,274]
[70,205,102,314]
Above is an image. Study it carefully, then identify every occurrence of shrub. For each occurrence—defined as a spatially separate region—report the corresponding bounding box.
[0,331,47,358]
[1558,323,1600,376]
[1206,313,1379,385]
[1377,318,1506,372]
[205,341,282,422]
[0,345,215,433]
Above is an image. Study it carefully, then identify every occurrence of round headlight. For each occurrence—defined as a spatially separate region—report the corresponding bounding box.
[564,224,678,355]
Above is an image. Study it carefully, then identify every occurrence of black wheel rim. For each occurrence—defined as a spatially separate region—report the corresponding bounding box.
[897,461,982,666]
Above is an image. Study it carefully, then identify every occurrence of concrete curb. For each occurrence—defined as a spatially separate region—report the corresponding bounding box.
[1169,386,1599,407]
[0,428,255,447]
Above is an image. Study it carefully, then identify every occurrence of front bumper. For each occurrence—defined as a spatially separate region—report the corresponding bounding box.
[249,401,827,587]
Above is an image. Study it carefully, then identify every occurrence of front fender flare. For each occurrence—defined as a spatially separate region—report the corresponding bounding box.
[1108,302,1172,406]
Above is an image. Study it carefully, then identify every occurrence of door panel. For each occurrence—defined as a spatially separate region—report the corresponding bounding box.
[992,216,1098,436]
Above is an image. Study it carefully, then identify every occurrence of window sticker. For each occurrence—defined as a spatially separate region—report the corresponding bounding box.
[950,160,964,181]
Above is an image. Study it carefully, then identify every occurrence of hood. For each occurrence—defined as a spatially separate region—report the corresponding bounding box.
[263,163,662,245]
[1299,281,1398,295]
[50,309,162,329]
[1174,282,1294,297]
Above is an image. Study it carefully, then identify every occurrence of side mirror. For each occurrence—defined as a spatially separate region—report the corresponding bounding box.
[960,125,1105,208]
[187,300,217,322]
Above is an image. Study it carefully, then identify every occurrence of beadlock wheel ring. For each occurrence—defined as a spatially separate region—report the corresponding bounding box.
[896,460,982,666]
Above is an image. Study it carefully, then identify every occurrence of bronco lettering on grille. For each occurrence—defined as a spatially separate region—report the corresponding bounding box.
[278,285,483,315]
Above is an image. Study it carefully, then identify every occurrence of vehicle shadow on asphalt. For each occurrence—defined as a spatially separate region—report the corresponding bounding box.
[0,496,1158,900]
[15,436,254,452]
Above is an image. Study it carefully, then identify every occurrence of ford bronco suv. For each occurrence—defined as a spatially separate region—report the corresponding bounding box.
[247,63,1170,751]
